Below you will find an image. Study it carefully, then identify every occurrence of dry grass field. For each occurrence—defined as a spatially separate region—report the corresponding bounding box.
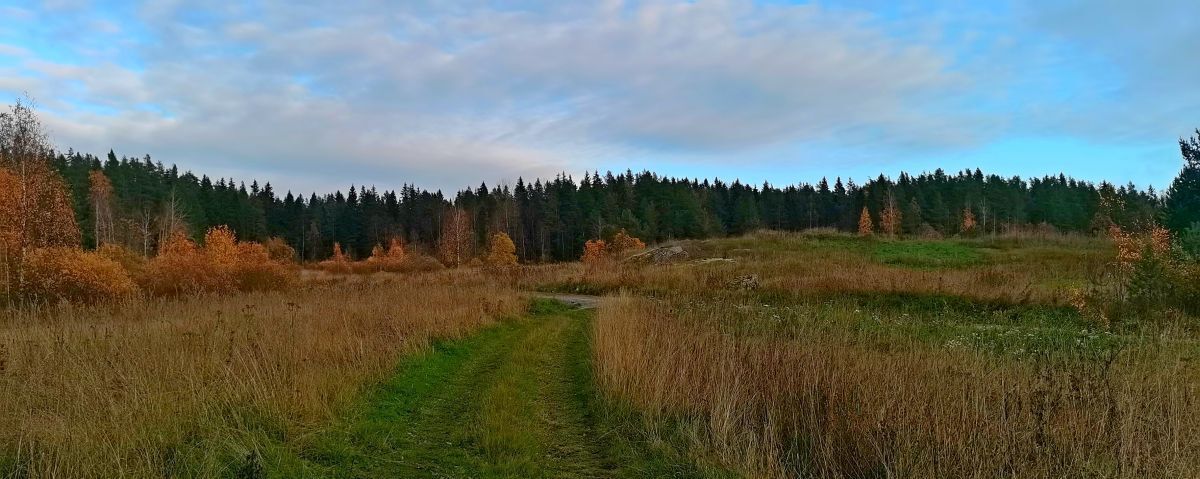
[0,270,522,477]
[1,229,1197,478]
[571,230,1200,478]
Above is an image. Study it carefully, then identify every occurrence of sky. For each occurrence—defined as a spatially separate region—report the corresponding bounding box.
[0,0,1196,196]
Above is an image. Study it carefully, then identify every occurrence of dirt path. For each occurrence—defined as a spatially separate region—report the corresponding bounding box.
[527,292,602,309]
[267,298,719,478]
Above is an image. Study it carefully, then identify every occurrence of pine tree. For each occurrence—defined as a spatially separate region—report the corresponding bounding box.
[1164,129,1200,234]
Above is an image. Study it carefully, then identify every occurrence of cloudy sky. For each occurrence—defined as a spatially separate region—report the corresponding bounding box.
[0,0,1195,195]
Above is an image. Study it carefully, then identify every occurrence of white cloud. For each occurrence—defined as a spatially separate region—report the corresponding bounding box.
[2,0,979,192]
[15,0,1191,192]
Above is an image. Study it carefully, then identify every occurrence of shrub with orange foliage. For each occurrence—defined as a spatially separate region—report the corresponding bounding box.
[141,227,294,296]
[484,232,518,269]
[233,241,294,291]
[1074,224,1198,326]
[141,233,224,296]
[363,238,409,272]
[263,237,296,263]
[96,243,146,282]
[317,243,353,274]
[21,247,137,303]
[608,229,646,257]
[582,239,608,267]
[582,230,644,271]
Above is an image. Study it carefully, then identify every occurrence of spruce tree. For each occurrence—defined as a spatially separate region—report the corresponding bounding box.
[1164,129,1200,234]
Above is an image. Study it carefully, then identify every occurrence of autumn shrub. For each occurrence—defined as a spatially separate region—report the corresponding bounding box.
[263,237,297,263]
[316,243,353,274]
[581,239,608,270]
[404,253,446,273]
[1074,225,1199,327]
[141,233,226,296]
[20,247,136,303]
[96,243,146,282]
[363,238,408,273]
[608,229,646,257]
[232,241,294,291]
[141,227,294,296]
[484,233,518,269]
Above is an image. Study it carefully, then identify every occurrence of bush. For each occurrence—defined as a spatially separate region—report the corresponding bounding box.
[141,233,227,296]
[404,253,445,273]
[21,247,137,303]
[97,243,147,282]
[141,228,295,296]
[582,239,607,267]
[608,229,646,257]
[263,237,296,263]
[319,240,445,275]
[1075,226,1199,328]
[233,242,294,291]
[317,243,353,274]
[364,239,408,272]
[484,233,518,269]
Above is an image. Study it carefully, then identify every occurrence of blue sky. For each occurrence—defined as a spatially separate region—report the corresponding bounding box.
[0,0,1195,195]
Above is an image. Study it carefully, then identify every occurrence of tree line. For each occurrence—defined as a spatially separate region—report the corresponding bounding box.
[47,144,1195,263]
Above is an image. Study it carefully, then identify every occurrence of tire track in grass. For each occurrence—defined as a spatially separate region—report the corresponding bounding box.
[266,299,726,478]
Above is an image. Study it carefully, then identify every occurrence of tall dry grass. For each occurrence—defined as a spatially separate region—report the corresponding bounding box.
[593,294,1200,478]
[0,270,522,477]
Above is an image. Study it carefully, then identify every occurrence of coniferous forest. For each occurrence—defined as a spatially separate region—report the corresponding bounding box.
[50,148,1165,262]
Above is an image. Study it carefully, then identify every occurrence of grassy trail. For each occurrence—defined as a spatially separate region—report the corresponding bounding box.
[268,299,721,478]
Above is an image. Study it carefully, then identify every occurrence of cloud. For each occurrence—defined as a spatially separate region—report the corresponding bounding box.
[2,0,979,192]
[0,43,29,57]
[1,0,1192,192]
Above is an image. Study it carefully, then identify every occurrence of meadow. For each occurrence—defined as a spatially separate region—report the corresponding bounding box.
[576,231,1200,478]
[2,229,1198,478]
[0,270,522,477]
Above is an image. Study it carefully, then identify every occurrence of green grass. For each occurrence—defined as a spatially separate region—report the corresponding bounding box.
[259,299,731,478]
[871,240,984,269]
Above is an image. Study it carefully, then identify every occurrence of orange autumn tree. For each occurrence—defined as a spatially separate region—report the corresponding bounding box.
[366,237,409,272]
[961,207,978,235]
[0,99,82,299]
[858,207,874,236]
[484,232,518,268]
